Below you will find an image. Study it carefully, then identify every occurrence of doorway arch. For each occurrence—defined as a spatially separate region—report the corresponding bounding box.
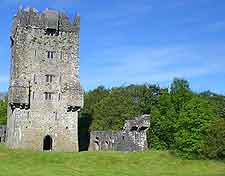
[43,135,53,151]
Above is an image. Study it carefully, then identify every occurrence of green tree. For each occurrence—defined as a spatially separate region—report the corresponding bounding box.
[0,97,7,125]
[90,84,160,131]
[149,79,193,150]
[149,89,177,150]
[90,87,138,130]
[171,78,190,94]
[200,91,225,119]
[170,78,193,113]
[201,118,225,159]
[175,97,216,158]
[81,86,110,116]
[123,84,160,114]
[79,86,109,151]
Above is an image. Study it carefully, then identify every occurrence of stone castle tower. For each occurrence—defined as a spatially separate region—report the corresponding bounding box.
[7,8,83,152]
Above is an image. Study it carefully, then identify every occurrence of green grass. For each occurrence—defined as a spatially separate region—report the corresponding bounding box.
[0,144,224,176]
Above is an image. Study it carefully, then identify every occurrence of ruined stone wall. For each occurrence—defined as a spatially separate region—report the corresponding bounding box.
[7,8,83,152]
[89,115,150,152]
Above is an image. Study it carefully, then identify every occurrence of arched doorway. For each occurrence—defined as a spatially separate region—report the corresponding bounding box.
[43,135,52,151]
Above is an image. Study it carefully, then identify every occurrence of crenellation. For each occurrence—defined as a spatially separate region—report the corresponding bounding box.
[12,8,80,34]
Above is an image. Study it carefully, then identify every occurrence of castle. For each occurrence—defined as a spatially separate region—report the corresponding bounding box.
[3,8,150,152]
[6,8,83,152]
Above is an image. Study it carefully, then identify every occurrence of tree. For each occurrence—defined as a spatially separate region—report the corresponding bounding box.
[175,97,216,158]
[200,91,225,119]
[171,78,190,94]
[81,86,110,116]
[0,96,7,125]
[123,84,161,114]
[90,87,138,130]
[79,86,109,151]
[149,89,177,150]
[90,84,161,131]
[201,119,225,160]
[170,78,193,113]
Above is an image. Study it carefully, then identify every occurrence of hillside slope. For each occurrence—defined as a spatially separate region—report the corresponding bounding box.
[0,145,224,176]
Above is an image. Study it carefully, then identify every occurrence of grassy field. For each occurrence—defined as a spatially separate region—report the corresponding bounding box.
[0,145,224,176]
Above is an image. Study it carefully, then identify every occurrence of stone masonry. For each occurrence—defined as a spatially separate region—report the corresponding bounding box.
[7,8,83,152]
[89,115,150,152]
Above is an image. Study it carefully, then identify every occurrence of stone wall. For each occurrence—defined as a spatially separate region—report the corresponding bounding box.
[7,8,83,152]
[89,115,150,152]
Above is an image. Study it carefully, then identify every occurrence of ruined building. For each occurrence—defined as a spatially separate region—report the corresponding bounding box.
[7,8,83,152]
[89,115,150,152]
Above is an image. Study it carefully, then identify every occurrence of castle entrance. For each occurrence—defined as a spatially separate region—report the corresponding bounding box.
[43,135,52,151]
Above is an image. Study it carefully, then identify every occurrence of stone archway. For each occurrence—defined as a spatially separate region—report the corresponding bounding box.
[43,135,53,151]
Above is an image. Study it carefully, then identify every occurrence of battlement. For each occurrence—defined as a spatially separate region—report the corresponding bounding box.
[12,8,80,33]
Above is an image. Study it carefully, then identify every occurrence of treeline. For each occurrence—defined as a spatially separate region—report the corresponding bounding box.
[0,78,225,159]
[80,78,225,159]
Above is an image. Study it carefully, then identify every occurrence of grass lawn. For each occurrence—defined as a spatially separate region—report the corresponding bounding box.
[0,144,224,176]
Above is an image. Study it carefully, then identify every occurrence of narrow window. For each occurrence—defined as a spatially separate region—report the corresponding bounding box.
[46,75,54,83]
[51,52,54,59]
[47,51,50,58]
[46,75,49,82]
[44,92,48,100]
[54,112,58,120]
[48,93,52,100]
[50,75,53,83]
[34,50,37,57]
[47,51,54,59]
[59,74,62,84]
[44,92,53,101]
[60,51,63,59]
[58,93,61,101]
[33,74,36,84]
[32,91,35,100]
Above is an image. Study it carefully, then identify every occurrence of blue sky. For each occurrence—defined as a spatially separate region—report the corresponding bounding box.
[0,0,225,94]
